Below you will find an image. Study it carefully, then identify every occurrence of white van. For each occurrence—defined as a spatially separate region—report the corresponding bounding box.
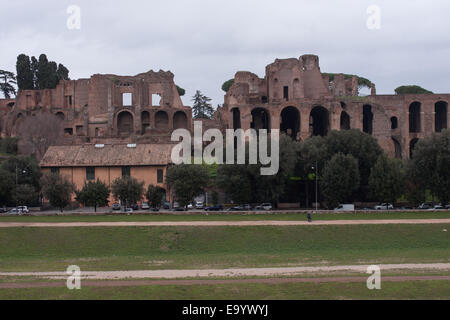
[334,204,355,211]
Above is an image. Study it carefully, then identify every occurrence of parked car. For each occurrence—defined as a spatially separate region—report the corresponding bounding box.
[172,202,186,211]
[141,202,150,210]
[255,203,272,211]
[187,203,193,210]
[112,203,121,210]
[8,208,21,215]
[0,207,8,213]
[431,204,444,210]
[226,206,244,211]
[130,203,139,210]
[418,203,432,210]
[195,201,204,209]
[445,205,450,210]
[163,202,170,210]
[334,204,355,211]
[204,204,223,211]
[125,207,133,214]
[374,203,393,210]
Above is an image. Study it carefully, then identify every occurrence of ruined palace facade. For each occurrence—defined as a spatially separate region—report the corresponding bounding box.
[0,70,192,145]
[0,54,449,160]
[223,54,449,159]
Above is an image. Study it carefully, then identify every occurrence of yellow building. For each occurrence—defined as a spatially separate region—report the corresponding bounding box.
[40,143,174,205]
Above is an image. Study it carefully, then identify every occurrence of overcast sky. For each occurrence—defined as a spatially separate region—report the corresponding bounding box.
[1,0,449,105]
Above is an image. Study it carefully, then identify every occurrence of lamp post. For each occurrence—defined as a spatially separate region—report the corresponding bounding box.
[311,161,318,213]
[15,162,31,212]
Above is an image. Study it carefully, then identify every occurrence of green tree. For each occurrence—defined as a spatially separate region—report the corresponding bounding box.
[75,179,111,212]
[216,164,252,205]
[0,137,18,155]
[192,90,214,119]
[166,164,209,207]
[221,79,234,92]
[56,63,70,81]
[321,153,360,208]
[0,168,14,206]
[0,70,17,98]
[145,184,166,209]
[176,85,185,96]
[13,184,38,207]
[409,130,450,204]
[0,155,41,191]
[395,85,433,95]
[111,176,144,208]
[369,155,405,205]
[40,172,74,212]
[16,54,34,90]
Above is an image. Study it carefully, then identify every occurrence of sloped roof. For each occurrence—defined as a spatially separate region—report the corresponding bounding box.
[40,144,175,167]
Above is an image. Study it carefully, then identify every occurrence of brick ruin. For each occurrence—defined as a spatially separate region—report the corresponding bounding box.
[1,54,449,159]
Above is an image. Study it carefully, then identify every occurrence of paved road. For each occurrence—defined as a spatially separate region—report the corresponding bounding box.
[0,219,449,228]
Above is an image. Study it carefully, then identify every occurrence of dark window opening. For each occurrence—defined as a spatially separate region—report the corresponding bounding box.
[157,169,163,183]
[435,101,447,132]
[283,86,289,100]
[409,102,421,133]
[340,111,350,130]
[76,125,84,136]
[391,117,398,129]
[51,167,59,174]
[155,111,169,129]
[363,104,373,134]
[122,166,131,177]
[310,106,329,136]
[86,167,95,180]
[261,96,268,103]
[117,111,134,136]
[141,111,150,135]
[280,106,300,139]
[232,108,241,130]
[173,111,188,129]
[251,108,270,131]
[64,128,73,135]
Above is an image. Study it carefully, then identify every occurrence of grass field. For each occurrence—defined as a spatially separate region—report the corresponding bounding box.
[0,224,448,272]
[1,280,449,300]
[0,210,449,222]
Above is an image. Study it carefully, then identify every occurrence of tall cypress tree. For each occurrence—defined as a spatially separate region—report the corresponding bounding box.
[16,54,34,90]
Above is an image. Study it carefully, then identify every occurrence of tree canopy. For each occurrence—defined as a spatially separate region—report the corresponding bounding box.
[75,179,111,212]
[0,70,17,98]
[40,172,74,212]
[191,90,214,119]
[166,164,209,207]
[16,53,70,90]
[369,155,405,205]
[111,176,144,207]
[394,85,433,95]
[221,79,234,92]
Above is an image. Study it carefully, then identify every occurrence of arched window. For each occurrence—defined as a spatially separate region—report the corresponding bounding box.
[409,102,421,133]
[391,117,398,129]
[155,111,169,129]
[117,111,134,135]
[340,111,350,130]
[280,106,300,138]
[173,111,188,129]
[363,104,373,134]
[435,101,447,132]
[310,106,329,136]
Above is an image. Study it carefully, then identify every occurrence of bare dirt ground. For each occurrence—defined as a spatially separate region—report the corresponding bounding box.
[0,219,449,228]
[1,263,450,280]
[1,275,449,289]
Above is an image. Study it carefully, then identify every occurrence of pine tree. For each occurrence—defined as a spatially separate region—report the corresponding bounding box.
[0,70,17,98]
[192,90,214,119]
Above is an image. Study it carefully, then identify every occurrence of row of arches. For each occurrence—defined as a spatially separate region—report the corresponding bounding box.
[117,110,188,135]
[232,105,354,139]
[408,101,448,133]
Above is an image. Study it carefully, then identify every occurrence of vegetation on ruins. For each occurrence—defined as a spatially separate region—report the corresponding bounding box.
[221,79,234,92]
[176,85,185,96]
[394,85,433,95]
[322,73,372,90]
[16,53,69,90]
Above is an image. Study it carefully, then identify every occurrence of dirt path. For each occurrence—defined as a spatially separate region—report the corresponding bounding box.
[1,275,449,289]
[0,219,449,228]
[1,263,450,280]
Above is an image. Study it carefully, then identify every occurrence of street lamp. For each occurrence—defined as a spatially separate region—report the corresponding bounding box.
[311,161,318,213]
[15,163,31,212]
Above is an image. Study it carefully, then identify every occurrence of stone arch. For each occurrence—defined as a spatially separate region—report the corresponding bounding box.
[141,111,150,134]
[409,138,419,159]
[391,117,398,129]
[231,108,241,130]
[116,110,134,136]
[363,104,373,134]
[251,107,270,131]
[435,101,447,132]
[392,137,402,159]
[173,111,188,129]
[55,112,65,121]
[310,106,329,136]
[409,102,421,133]
[155,111,169,129]
[340,111,350,130]
[280,106,300,139]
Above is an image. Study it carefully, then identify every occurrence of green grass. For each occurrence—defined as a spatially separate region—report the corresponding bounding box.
[0,280,449,299]
[0,211,449,222]
[0,224,448,272]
